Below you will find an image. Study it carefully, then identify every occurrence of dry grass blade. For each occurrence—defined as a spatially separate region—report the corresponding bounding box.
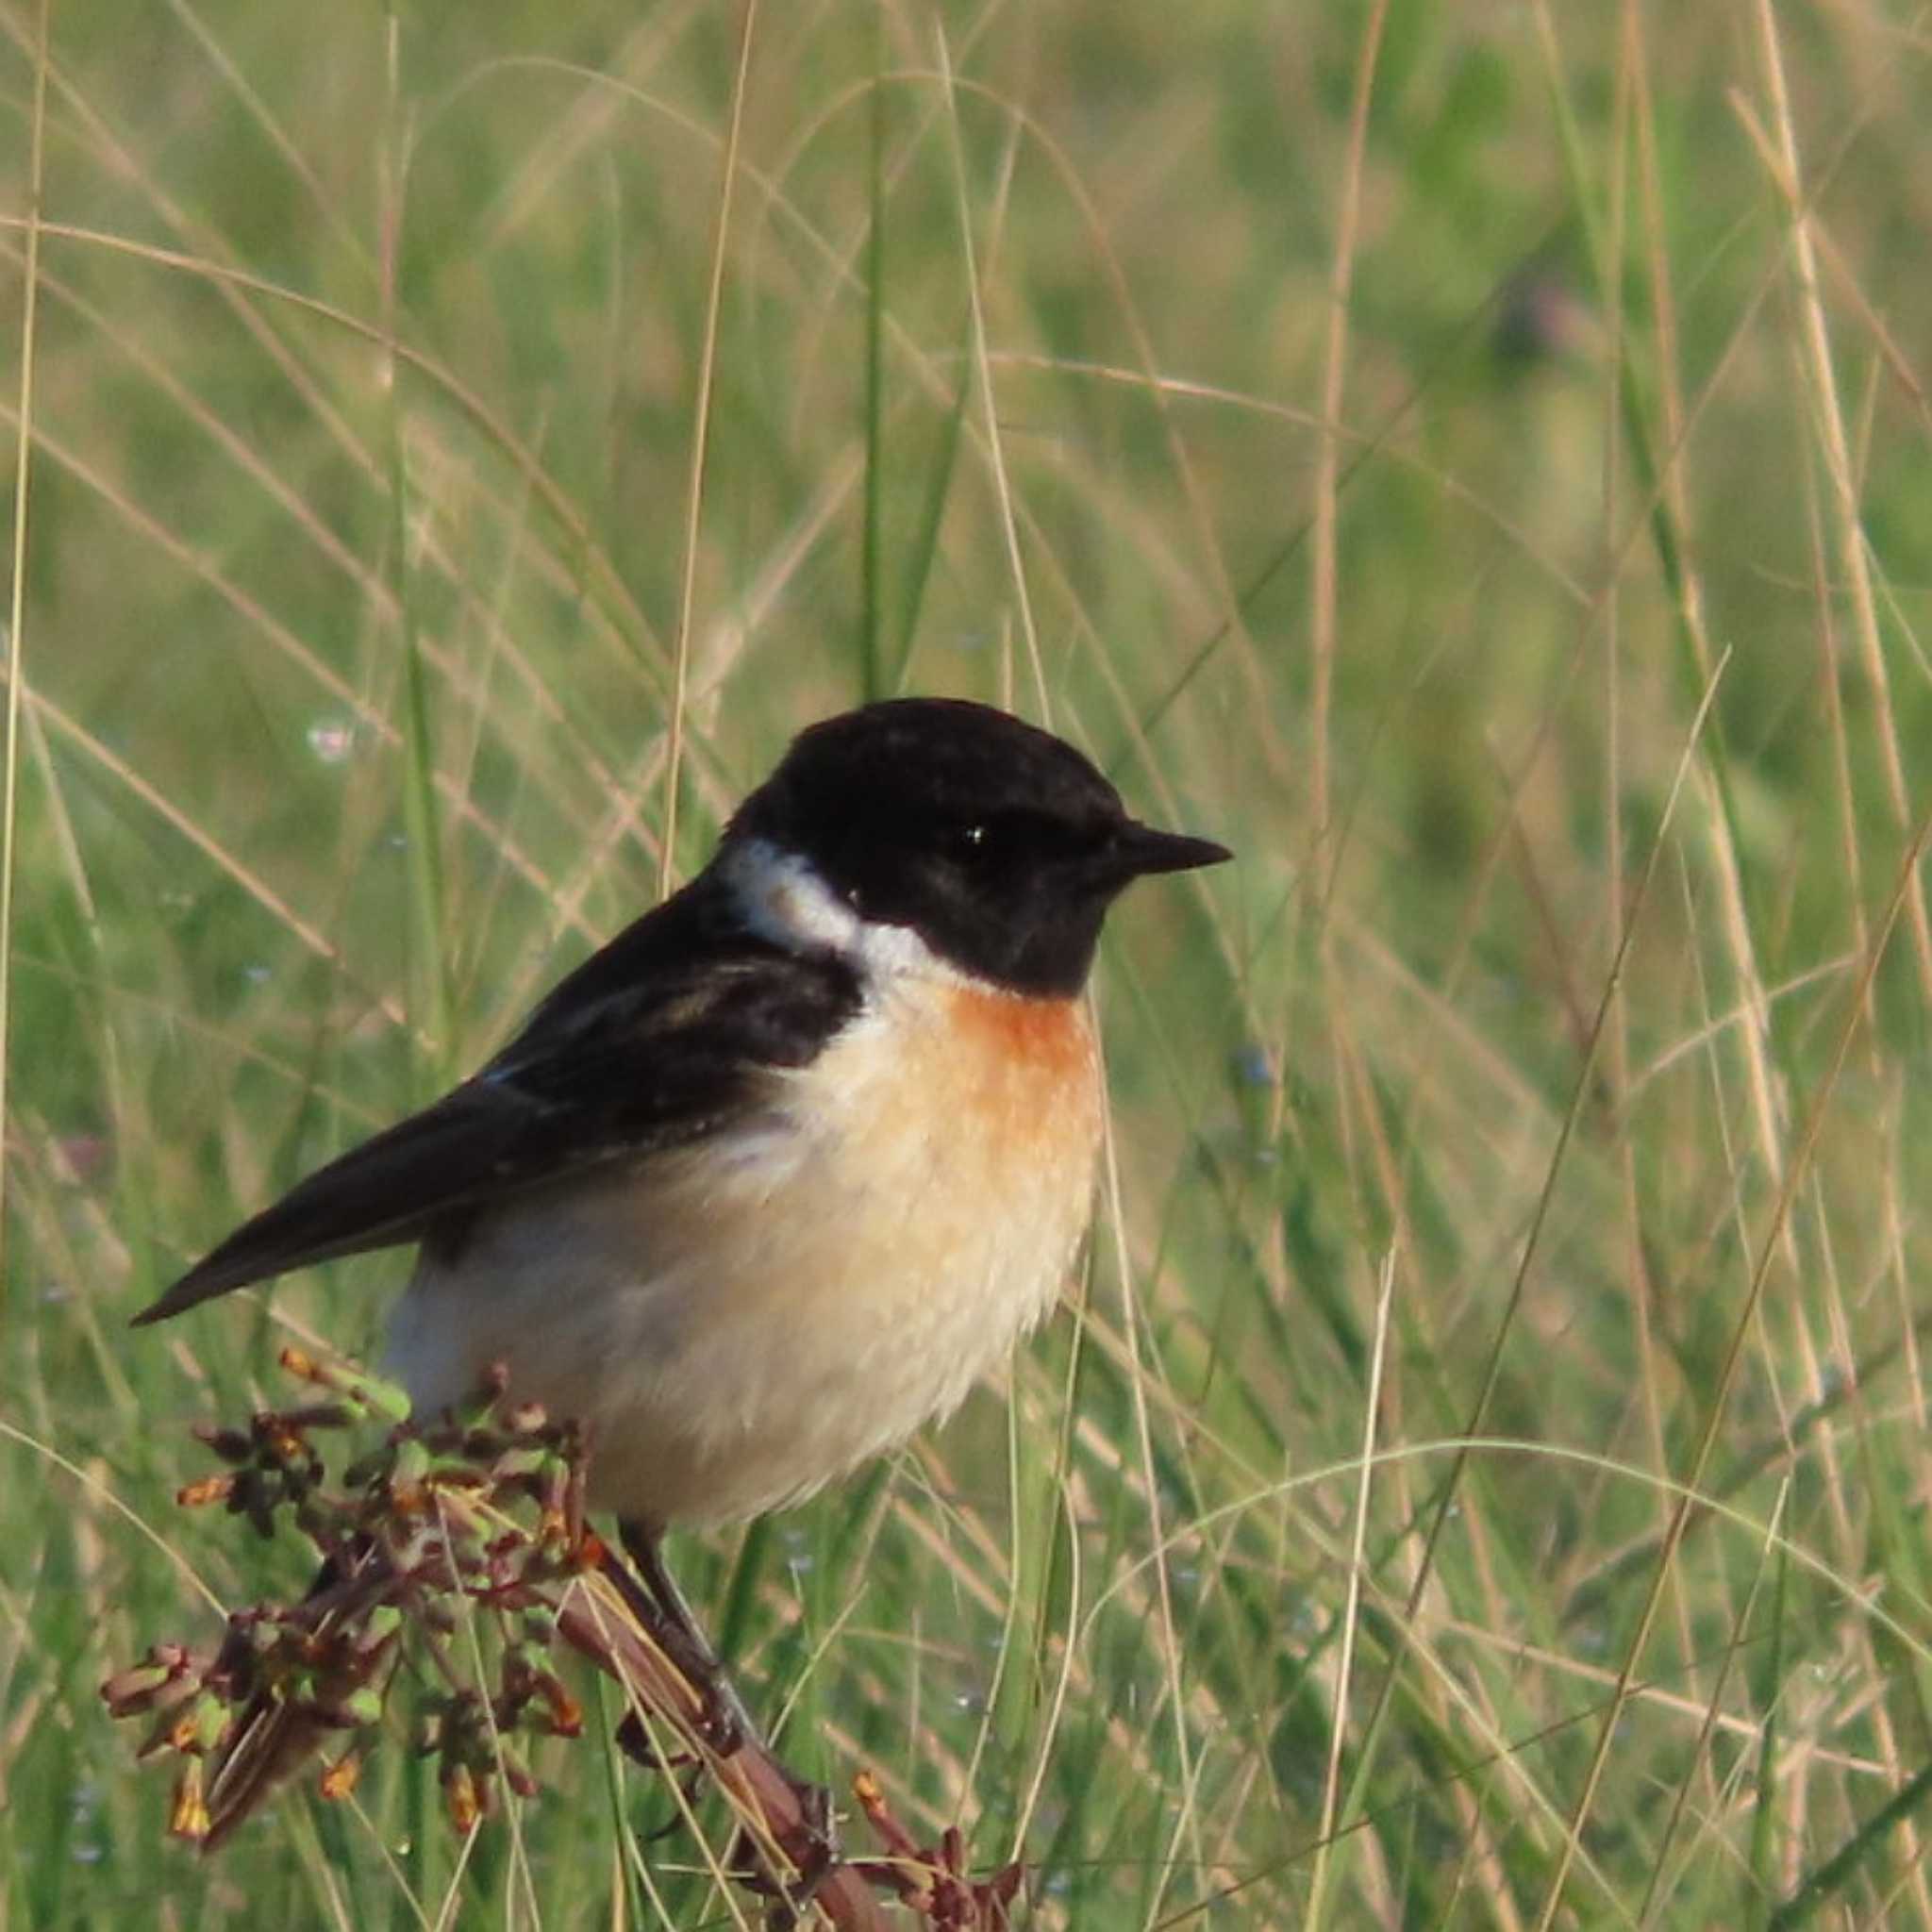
[0,0,49,1309]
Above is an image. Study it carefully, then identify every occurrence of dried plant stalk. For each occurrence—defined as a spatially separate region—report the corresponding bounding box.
[104,1352,1019,1929]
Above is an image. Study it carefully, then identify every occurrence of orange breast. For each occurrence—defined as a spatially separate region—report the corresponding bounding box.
[943,981,1100,1082]
[785,974,1102,1218]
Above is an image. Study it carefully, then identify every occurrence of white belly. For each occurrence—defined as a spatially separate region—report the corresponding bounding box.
[384,975,1101,1525]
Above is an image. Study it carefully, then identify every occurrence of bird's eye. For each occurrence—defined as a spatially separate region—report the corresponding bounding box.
[946,810,1077,869]
[941,820,993,867]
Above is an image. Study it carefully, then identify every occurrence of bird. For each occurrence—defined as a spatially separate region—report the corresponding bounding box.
[135,696,1228,1784]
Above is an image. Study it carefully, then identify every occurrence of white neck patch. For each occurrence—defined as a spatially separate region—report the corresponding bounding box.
[722,838,952,981]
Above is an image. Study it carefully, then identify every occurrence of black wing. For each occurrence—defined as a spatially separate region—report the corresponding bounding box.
[133,870,861,1325]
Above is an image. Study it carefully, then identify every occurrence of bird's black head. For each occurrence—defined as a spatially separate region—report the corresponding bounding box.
[725,698,1230,995]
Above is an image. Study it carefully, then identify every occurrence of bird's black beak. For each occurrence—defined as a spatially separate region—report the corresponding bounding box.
[1110,821,1233,879]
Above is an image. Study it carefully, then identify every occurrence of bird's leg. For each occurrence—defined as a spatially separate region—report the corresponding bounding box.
[614,1518,763,1755]
[611,1520,838,1874]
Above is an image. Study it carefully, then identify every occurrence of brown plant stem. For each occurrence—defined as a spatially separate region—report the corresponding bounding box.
[553,1592,891,1930]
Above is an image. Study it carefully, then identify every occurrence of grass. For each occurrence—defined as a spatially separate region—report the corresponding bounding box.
[5,1,1932,1925]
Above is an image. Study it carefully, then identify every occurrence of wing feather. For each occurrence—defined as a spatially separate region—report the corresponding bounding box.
[134,872,860,1325]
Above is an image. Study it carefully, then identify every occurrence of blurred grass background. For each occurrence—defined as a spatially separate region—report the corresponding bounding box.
[5,1,1932,1925]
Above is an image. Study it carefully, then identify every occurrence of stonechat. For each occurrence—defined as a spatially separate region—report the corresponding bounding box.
[136,697,1227,1755]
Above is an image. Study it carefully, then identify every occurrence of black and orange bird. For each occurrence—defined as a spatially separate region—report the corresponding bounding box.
[136,697,1228,1792]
